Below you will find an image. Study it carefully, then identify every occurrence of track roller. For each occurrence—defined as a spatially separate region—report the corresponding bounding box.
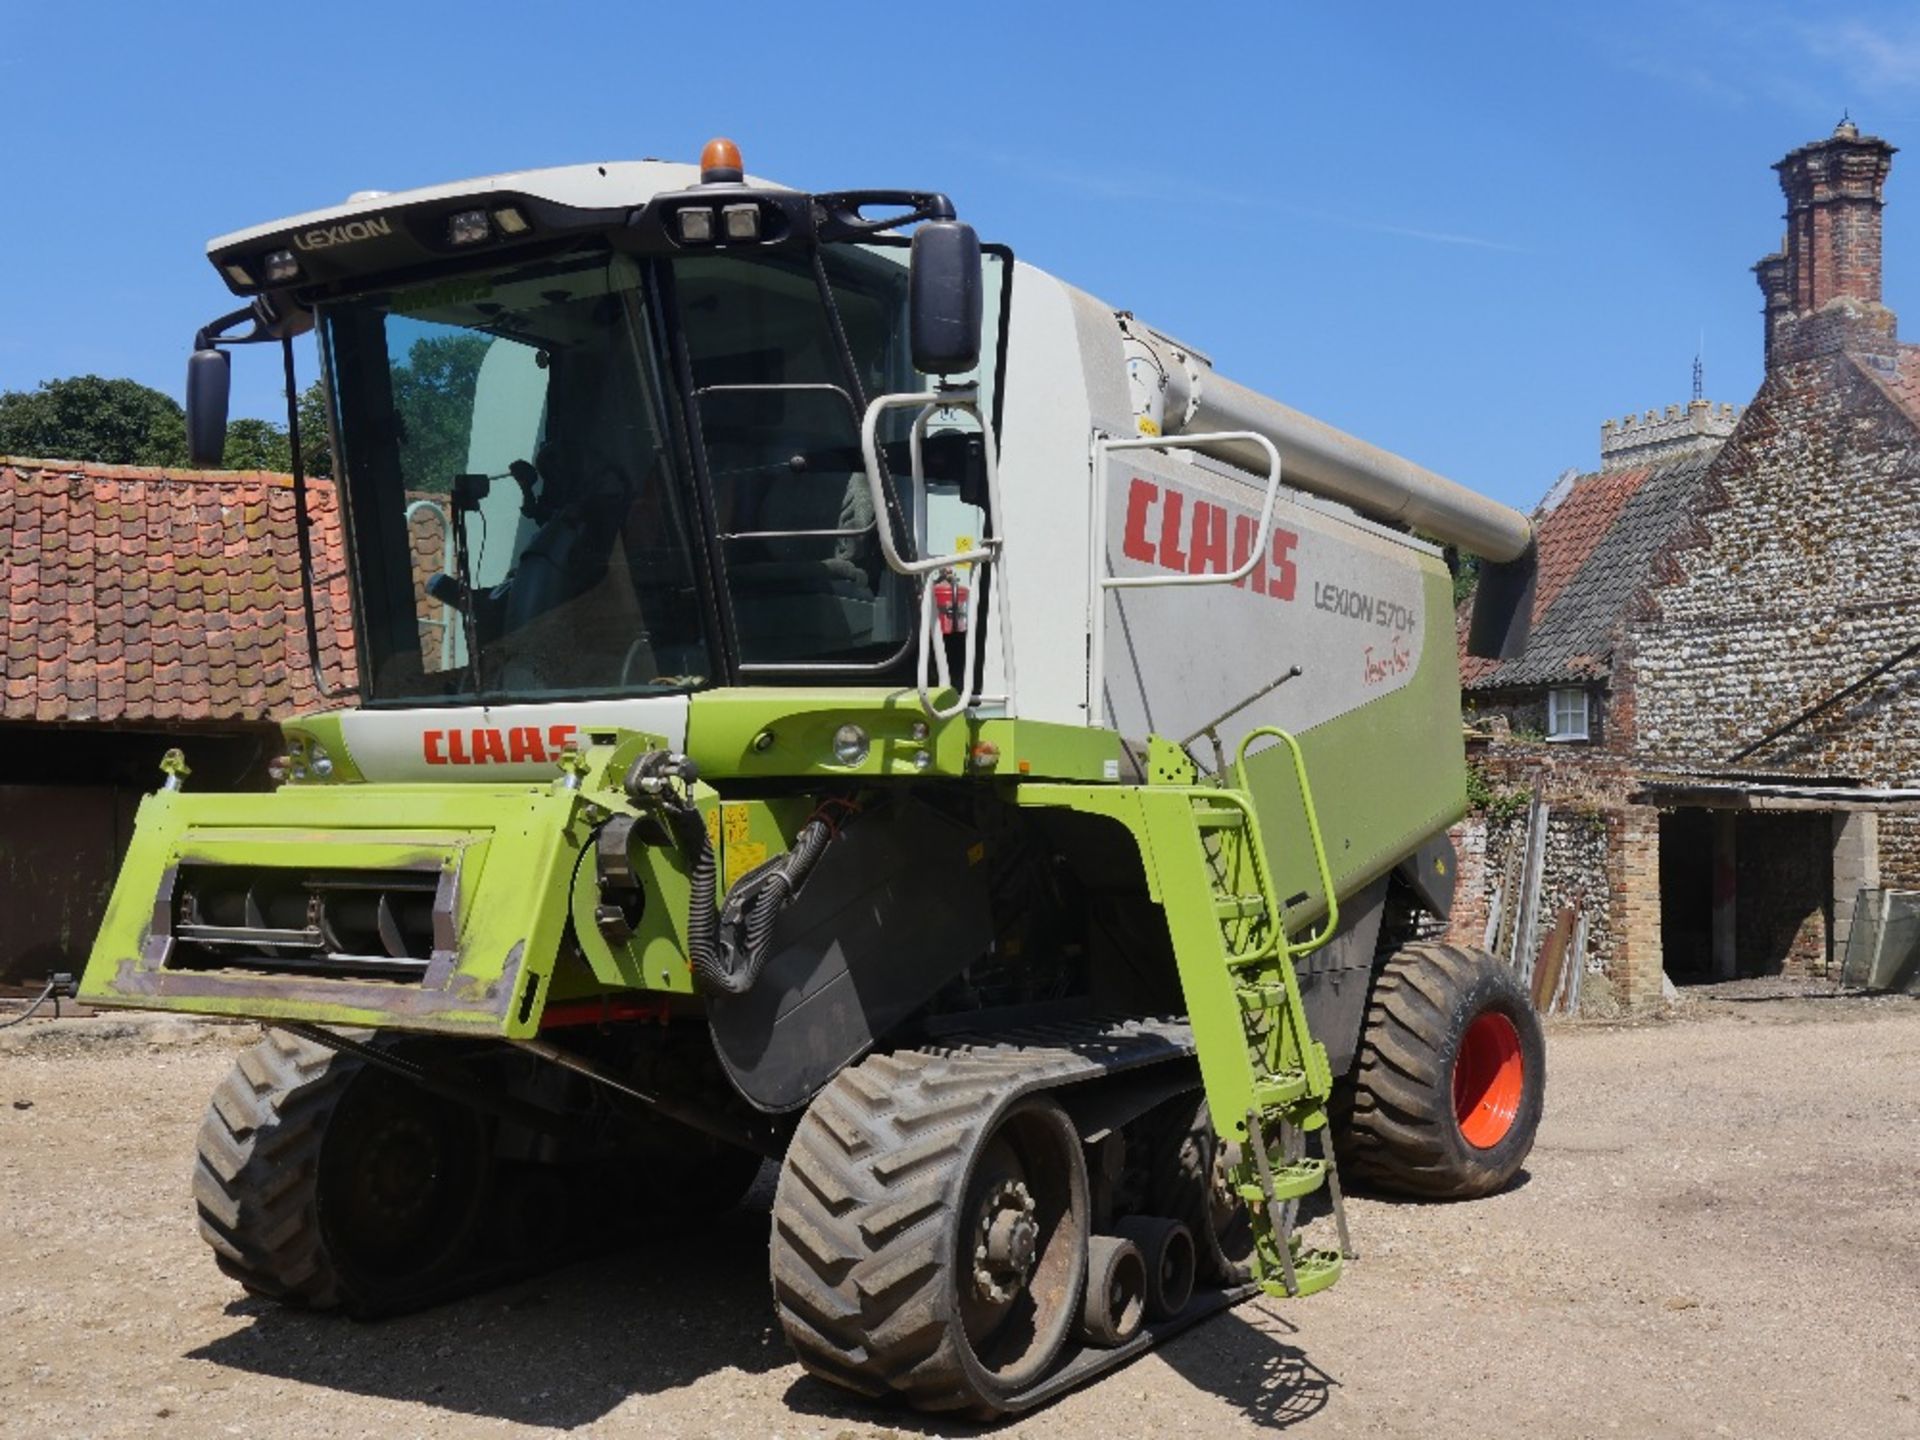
[1114,1216,1195,1320]
[1080,1236,1146,1346]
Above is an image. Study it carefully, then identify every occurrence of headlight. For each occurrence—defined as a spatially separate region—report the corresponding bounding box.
[447,209,491,245]
[831,724,870,767]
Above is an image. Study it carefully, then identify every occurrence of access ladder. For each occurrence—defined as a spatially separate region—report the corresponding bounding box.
[1142,728,1354,1298]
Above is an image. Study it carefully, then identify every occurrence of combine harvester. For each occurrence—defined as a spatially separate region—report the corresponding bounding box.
[82,139,1544,1416]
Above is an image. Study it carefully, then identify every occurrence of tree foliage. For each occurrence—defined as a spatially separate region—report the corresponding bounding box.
[0,375,188,466]
[392,333,491,494]
[0,373,333,476]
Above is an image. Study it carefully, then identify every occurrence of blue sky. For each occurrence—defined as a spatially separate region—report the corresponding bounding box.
[4,1,1919,511]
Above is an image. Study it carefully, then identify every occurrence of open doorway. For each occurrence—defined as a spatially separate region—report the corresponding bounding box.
[1659,809,1713,981]
[1660,807,1834,982]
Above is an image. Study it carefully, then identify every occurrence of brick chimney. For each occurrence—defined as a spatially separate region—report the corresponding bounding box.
[1754,119,1898,367]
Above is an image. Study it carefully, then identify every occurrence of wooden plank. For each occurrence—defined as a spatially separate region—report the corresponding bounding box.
[1510,785,1550,986]
[1532,905,1574,1011]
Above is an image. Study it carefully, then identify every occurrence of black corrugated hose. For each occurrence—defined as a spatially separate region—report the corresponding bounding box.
[624,751,841,998]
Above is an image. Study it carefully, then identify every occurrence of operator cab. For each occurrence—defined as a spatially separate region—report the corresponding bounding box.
[186,141,1007,709]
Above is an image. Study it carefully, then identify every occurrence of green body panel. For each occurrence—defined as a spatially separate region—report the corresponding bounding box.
[1242,561,1466,926]
[80,778,595,1036]
[682,687,1119,782]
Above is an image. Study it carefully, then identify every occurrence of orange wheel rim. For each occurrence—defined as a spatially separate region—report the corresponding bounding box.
[1453,1010,1524,1149]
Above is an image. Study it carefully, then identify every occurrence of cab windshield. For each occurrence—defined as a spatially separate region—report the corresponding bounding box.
[320,242,998,704]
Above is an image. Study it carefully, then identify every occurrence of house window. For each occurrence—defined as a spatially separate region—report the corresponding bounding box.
[1547,687,1591,742]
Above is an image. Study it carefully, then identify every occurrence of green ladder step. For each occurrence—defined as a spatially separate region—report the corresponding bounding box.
[1249,1069,1309,1109]
[1213,893,1267,921]
[1191,804,1247,831]
[1259,1247,1344,1300]
[1236,1154,1328,1204]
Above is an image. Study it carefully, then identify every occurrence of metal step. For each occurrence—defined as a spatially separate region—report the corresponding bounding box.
[1212,893,1266,921]
[1259,1247,1343,1300]
[1249,1069,1309,1109]
[1234,1154,1327,1204]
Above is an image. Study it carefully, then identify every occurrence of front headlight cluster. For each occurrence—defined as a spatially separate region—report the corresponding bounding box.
[271,733,335,785]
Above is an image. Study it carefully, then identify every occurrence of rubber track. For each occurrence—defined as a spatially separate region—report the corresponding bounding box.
[770,1017,1194,1411]
[1335,941,1517,1200]
[192,1028,357,1308]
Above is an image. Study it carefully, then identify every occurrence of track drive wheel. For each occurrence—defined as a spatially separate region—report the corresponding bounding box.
[770,1053,1090,1416]
[193,1029,490,1316]
[1333,942,1545,1200]
[1141,1093,1254,1286]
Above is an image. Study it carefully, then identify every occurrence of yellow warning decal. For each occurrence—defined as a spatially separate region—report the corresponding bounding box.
[726,840,769,875]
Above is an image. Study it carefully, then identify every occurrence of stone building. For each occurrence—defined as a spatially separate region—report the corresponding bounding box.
[1451,121,1920,1009]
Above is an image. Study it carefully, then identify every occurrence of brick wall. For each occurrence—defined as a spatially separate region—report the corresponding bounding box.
[1446,744,1646,1011]
[1736,812,1833,975]
[1881,814,1920,889]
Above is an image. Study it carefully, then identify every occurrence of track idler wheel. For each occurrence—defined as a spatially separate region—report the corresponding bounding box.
[1115,1216,1196,1320]
[771,1054,1091,1416]
[1079,1235,1147,1347]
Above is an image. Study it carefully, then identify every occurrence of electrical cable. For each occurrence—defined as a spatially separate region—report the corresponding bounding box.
[0,978,62,1029]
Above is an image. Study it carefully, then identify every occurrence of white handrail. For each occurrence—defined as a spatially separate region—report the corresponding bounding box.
[858,386,1010,721]
[1087,431,1285,724]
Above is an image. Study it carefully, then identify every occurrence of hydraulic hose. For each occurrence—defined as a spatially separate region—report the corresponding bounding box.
[624,751,840,998]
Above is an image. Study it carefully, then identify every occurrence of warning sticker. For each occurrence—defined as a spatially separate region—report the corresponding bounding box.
[725,841,769,877]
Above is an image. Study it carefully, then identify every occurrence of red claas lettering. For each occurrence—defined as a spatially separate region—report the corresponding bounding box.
[1122,476,1298,601]
[423,723,581,766]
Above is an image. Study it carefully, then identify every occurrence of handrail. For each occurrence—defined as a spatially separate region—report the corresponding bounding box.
[1235,725,1340,957]
[859,388,999,575]
[857,386,1010,720]
[1088,432,1284,724]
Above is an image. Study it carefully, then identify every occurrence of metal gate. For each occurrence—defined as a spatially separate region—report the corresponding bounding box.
[1840,888,1920,993]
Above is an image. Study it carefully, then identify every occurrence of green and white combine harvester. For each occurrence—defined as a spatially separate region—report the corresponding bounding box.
[82,139,1546,1415]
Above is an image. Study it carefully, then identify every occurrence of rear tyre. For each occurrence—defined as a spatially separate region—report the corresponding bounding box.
[193,1030,490,1315]
[1333,943,1545,1200]
[770,1053,1090,1416]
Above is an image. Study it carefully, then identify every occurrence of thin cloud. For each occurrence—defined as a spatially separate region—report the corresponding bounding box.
[968,148,1526,254]
[1599,2,1920,116]
[1802,18,1920,94]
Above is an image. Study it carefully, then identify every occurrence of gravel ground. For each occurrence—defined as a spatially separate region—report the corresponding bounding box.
[1,986,1915,1439]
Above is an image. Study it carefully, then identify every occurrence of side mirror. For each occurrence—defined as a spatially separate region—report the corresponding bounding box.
[909,220,982,377]
[185,348,231,467]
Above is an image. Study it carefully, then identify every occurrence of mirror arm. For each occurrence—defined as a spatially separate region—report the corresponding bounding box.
[193,305,264,352]
[194,293,311,352]
[814,190,957,241]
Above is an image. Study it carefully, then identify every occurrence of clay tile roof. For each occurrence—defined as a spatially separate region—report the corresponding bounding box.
[1856,343,1920,431]
[1461,449,1718,691]
[0,457,355,725]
